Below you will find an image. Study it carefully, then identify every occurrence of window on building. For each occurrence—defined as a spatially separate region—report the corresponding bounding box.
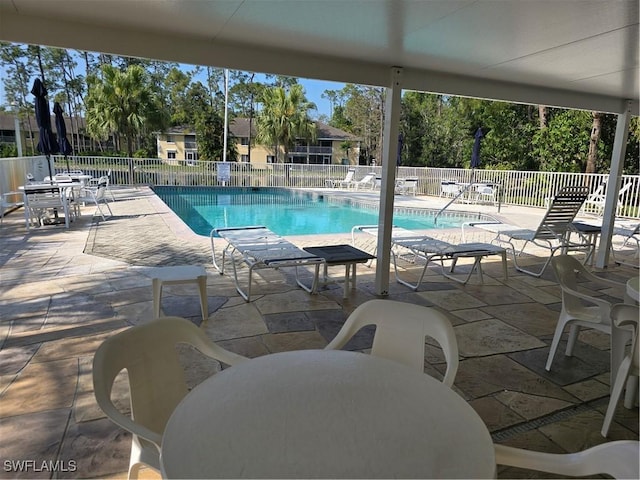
[167,150,177,159]
[241,154,249,162]
[240,137,249,145]
[267,155,275,163]
[167,135,175,143]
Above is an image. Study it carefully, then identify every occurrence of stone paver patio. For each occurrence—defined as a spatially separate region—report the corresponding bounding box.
[0,186,638,479]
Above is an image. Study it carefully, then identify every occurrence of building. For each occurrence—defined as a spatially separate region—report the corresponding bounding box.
[156,118,360,165]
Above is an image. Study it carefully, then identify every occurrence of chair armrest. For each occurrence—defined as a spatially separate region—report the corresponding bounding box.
[561,285,612,320]
[96,396,163,447]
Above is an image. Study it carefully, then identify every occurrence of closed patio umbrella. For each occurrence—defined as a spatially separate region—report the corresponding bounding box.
[31,78,59,183]
[470,127,484,169]
[53,102,73,173]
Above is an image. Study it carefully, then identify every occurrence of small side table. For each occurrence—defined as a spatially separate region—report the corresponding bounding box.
[151,265,208,321]
[303,245,375,298]
[571,221,601,265]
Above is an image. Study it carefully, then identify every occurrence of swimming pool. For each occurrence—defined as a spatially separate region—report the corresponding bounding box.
[153,186,491,236]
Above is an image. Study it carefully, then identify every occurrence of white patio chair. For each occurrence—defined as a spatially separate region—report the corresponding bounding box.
[582,181,633,217]
[395,177,418,195]
[546,255,629,372]
[324,299,459,386]
[602,303,639,437]
[1,190,23,224]
[92,316,248,479]
[495,441,639,479]
[88,173,116,201]
[74,182,113,220]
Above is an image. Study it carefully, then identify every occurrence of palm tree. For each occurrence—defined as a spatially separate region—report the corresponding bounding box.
[86,64,166,181]
[256,84,316,163]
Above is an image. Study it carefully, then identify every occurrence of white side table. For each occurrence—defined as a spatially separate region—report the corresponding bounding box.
[151,265,208,321]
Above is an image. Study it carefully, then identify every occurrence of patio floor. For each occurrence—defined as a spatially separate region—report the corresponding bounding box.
[0,186,638,479]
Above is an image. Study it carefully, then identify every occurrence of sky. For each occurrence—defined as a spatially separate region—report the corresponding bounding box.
[0,51,345,119]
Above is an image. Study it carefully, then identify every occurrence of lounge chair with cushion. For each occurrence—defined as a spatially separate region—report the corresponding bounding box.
[352,225,507,289]
[211,226,325,301]
[462,186,591,277]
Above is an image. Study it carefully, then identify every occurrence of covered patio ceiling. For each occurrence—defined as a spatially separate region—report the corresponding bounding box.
[0,0,638,114]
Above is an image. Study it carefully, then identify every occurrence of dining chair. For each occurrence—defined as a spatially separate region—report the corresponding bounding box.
[324,299,459,386]
[495,441,639,479]
[92,316,248,479]
[602,303,639,437]
[75,181,113,220]
[546,255,628,372]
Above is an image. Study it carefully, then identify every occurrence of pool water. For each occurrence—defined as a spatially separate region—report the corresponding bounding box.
[153,186,477,236]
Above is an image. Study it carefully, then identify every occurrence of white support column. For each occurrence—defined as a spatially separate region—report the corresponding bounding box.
[595,100,632,268]
[374,67,403,295]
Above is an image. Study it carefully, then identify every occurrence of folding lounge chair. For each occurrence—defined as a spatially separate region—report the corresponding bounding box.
[462,186,591,277]
[351,225,507,289]
[349,172,376,190]
[211,226,325,301]
[611,222,639,266]
[326,168,355,188]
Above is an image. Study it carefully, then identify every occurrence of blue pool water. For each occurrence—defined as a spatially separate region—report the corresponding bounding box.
[153,186,478,236]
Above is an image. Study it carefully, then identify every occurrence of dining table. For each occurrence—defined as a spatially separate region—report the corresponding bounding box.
[19,182,78,229]
[161,349,496,479]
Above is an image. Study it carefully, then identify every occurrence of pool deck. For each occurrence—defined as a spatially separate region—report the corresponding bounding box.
[0,186,638,479]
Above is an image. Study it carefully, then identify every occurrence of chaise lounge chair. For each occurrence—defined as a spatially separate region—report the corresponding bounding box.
[349,172,377,190]
[462,186,592,277]
[351,225,507,289]
[326,168,355,188]
[211,226,325,301]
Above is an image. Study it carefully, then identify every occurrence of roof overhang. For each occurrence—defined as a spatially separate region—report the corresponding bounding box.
[0,0,637,115]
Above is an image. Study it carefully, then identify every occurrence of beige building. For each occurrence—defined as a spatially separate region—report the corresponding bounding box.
[156,118,360,166]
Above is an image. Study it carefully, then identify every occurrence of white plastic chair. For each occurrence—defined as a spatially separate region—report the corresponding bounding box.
[546,255,629,372]
[1,190,23,224]
[494,441,639,479]
[75,182,113,220]
[324,299,459,386]
[92,316,248,479]
[602,303,639,437]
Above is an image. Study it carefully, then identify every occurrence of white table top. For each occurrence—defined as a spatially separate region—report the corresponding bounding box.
[161,349,495,479]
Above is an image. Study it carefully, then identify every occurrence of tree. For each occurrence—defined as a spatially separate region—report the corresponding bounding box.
[85,64,167,179]
[256,84,317,163]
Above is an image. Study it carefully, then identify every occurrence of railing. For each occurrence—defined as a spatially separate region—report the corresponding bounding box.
[1,155,638,219]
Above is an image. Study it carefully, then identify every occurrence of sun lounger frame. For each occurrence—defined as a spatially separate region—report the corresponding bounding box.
[211,226,325,301]
[462,186,592,277]
[352,225,507,289]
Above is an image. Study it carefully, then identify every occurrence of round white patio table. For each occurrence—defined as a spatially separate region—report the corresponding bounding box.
[161,349,495,479]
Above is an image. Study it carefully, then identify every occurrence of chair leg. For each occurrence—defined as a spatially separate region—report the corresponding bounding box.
[601,357,632,437]
[197,275,208,321]
[152,279,163,318]
[565,324,580,357]
[546,319,571,371]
